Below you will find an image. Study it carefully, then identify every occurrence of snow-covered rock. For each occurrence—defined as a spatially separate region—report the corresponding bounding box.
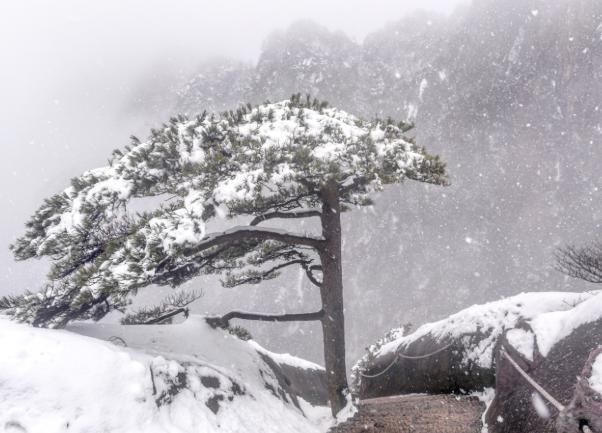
[0,316,331,433]
[354,291,599,398]
[484,293,602,433]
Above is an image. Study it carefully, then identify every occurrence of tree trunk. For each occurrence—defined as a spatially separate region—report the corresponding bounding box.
[319,181,349,416]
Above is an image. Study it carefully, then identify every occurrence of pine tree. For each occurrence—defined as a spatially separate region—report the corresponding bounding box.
[3,96,448,415]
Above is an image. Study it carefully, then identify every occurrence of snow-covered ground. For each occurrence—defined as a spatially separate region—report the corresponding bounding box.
[0,315,332,433]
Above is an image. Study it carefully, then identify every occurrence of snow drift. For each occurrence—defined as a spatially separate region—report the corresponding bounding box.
[0,316,330,433]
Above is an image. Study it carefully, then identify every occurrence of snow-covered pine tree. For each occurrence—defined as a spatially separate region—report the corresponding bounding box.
[3,94,447,415]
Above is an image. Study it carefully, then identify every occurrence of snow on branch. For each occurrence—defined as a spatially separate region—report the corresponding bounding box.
[250,209,322,226]
[8,97,448,326]
[207,309,325,328]
[222,259,311,288]
[121,290,202,325]
[180,226,326,258]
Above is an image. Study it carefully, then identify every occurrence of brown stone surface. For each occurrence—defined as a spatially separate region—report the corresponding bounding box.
[330,394,485,433]
[359,336,495,399]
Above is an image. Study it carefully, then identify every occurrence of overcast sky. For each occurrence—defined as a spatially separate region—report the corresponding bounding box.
[0,0,464,294]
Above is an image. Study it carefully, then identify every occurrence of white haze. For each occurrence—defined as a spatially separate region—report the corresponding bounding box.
[0,0,464,294]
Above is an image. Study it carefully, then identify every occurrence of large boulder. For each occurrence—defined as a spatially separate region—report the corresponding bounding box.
[68,316,329,410]
[354,292,597,399]
[556,347,602,433]
[485,292,602,433]
[356,332,495,398]
[251,342,329,407]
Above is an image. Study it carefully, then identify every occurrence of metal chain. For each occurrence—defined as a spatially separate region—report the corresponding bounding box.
[359,342,453,378]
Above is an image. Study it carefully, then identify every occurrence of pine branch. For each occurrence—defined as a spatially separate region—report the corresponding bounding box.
[233,191,321,215]
[121,290,202,325]
[152,243,239,286]
[207,309,324,328]
[245,242,316,266]
[0,294,23,310]
[250,209,322,226]
[223,259,309,287]
[181,226,326,258]
[144,307,188,325]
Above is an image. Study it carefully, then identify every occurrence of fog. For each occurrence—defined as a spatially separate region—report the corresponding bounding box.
[3,0,599,370]
[0,2,600,430]
[0,0,463,295]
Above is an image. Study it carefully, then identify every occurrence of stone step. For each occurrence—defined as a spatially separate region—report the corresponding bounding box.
[330,394,485,433]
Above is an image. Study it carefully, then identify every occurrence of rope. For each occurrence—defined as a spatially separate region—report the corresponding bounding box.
[500,347,565,412]
[500,348,598,432]
[359,342,454,378]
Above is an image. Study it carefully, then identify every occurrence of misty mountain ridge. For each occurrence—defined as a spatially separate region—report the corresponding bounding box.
[134,0,601,365]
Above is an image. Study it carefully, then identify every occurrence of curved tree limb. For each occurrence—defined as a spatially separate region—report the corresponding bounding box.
[123,290,202,325]
[207,309,325,328]
[153,229,325,284]
[302,263,323,287]
[232,191,320,215]
[144,307,189,324]
[225,259,312,287]
[182,226,326,258]
[250,209,322,226]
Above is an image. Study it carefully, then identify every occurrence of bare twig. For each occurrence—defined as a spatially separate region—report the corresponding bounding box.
[250,209,322,226]
[555,243,602,284]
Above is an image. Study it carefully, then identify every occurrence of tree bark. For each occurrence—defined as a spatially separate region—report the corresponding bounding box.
[319,180,349,416]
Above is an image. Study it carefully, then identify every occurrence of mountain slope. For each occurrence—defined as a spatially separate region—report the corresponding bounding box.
[161,0,602,365]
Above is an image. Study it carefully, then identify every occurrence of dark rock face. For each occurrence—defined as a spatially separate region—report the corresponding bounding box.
[150,361,246,413]
[257,352,329,407]
[150,351,327,415]
[278,361,329,407]
[556,348,602,433]
[176,58,253,115]
[250,20,362,112]
[359,335,495,399]
[486,319,602,433]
